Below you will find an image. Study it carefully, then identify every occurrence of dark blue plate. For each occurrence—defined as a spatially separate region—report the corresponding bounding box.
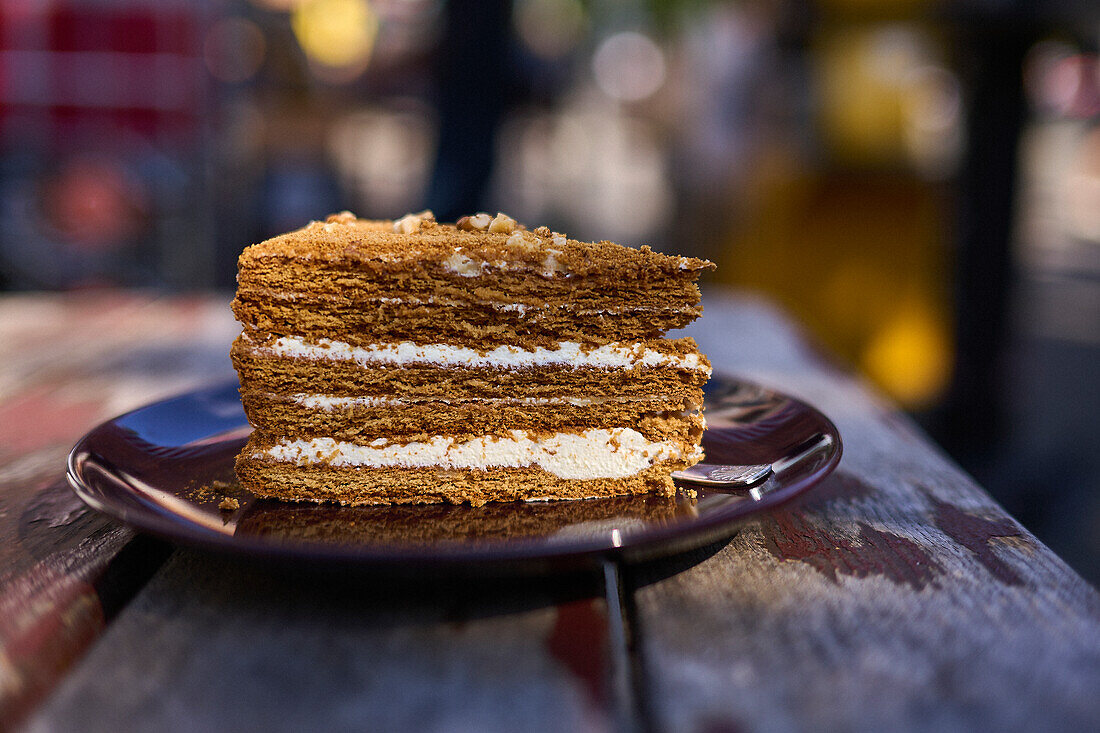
[67,375,840,574]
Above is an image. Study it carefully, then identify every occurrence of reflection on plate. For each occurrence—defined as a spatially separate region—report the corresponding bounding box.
[67,375,840,573]
[237,493,688,547]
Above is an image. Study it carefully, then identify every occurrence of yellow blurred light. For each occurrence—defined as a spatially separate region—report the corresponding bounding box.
[861,303,952,408]
[292,0,378,70]
[817,25,942,166]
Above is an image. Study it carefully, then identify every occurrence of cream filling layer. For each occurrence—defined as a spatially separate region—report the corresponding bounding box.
[259,428,700,480]
[248,334,710,373]
[284,393,674,409]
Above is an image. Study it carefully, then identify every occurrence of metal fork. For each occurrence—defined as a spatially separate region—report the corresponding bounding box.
[671,463,773,487]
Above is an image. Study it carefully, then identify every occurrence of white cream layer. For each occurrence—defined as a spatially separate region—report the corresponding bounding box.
[249,334,710,373]
[259,428,699,480]
[284,393,672,410]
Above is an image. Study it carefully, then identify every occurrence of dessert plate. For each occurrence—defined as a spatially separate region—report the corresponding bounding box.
[67,375,840,574]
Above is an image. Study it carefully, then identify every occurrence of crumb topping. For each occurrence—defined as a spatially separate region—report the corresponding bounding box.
[239,211,715,278]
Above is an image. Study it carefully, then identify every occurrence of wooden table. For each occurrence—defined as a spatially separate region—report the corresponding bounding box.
[2,290,1098,733]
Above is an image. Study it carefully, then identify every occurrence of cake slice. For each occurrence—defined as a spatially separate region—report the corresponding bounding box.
[231,210,713,506]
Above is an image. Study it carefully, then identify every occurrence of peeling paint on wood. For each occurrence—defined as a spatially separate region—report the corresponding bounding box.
[926,491,1026,586]
[757,471,940,590]
[759,512,941,590]
[547,599,608,707]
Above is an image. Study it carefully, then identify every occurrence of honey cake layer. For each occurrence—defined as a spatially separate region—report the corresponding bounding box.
[233,294,701,348]
[234,271,703,317]
[241,391,705,443]
[238,216,713,294]
[232,351,708,402]
[234,214,711,350]
[235,456,689,507]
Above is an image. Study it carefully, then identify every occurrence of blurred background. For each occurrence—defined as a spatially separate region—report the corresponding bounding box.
[1,0,1098,583]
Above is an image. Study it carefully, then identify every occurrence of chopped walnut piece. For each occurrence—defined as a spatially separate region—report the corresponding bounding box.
[326,211,357,224]
[506,231,537,250]
[218,497,240,512]
[392,210,435,234]
[443,250,481,276]
[542,249,567,276]
[457,213,493,231]
[488,213,516,234]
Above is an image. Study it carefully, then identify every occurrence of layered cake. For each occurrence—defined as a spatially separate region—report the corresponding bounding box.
[231,210,713,506]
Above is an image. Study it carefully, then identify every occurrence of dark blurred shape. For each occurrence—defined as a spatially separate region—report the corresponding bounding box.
[929,12,1032,456]
[424,0,513,221]
[941,8,1100,583]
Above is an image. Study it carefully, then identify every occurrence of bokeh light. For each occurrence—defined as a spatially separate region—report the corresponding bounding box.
[41,156,148,252]
[1063,126,1100,243]
[328,106,437,217]
[592,31,666,103]
[1024,40,1080,115]
[861,303,953,408]
[817,25,945,166]
[902,65,963,179]
[291,0,378,77]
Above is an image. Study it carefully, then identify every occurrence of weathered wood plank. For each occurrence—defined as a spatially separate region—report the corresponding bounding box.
[630,293,1100,732]
[0,293,238,729]
[23,552,618,733]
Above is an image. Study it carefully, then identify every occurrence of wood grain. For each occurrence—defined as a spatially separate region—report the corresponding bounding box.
[628,293,1100,732]
[23,552,617,733]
